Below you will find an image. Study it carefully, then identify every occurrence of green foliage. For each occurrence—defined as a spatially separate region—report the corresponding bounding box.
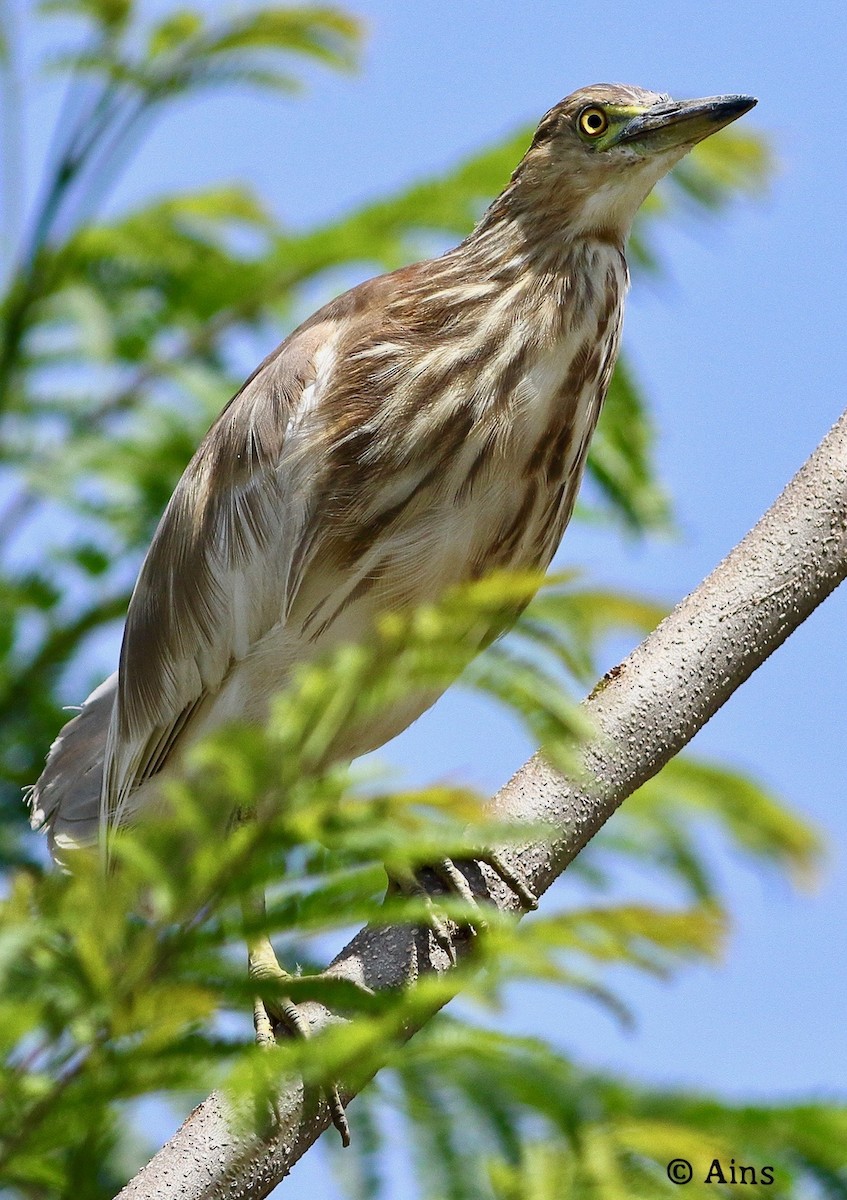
[0,577,640,1189]
[605,757,821,900]
[0,580,838,1196]
[343,1025,847,1200]
[583,358,671,531]
[43,1,359,89]
[0,4,838,1199]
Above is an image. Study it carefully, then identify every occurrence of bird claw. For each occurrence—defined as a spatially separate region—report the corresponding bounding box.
[249,945,354,1147]
[475,849,539,913]
[431,852,538,928]
[387,869,459,961]
[389,850,537,955]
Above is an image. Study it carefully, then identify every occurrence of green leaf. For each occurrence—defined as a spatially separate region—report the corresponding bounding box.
[41,0,134,35]
[147,9,203,58]
[624,756,822,888]
[190,8,360,73]
[587,357,672,533]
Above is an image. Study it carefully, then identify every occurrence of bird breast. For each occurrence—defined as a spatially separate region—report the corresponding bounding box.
[391,239,629,581]
[215,241,628,749]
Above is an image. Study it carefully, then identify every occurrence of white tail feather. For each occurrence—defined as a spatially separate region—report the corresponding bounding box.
[28,673,117,863]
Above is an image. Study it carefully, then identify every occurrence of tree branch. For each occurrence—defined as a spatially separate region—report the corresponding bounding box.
[117,408,847,1199]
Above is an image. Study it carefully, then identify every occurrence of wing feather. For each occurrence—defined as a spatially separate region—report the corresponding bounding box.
[102,320,337,830]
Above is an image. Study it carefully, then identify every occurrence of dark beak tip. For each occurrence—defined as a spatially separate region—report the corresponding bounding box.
[721,94,758,116]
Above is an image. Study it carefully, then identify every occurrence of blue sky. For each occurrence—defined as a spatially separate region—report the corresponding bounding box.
[12,0,847,1187]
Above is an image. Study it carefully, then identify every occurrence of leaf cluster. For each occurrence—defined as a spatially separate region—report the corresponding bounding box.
[0,576,835,1196]
[340,1023,847,1200]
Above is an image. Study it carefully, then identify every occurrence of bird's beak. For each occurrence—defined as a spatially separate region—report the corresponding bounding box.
[616,94,757,151]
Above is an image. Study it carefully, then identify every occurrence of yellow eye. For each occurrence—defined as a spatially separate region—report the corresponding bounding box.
[578,106,609,138]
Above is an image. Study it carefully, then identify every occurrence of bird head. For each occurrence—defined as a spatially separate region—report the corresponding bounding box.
[505,84,756,242]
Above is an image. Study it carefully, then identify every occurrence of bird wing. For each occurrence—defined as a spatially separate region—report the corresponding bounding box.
[101,318,337,832]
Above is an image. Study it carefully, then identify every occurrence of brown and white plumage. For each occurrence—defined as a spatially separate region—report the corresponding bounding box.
[30,84,755,861]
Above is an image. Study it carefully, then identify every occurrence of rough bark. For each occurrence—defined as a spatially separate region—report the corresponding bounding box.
[117,408,847,1200]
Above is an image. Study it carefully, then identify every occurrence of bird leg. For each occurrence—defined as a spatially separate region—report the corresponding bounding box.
[245,899,352,1147]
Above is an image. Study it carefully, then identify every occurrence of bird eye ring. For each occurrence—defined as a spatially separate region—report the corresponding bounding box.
[578,107,609,138]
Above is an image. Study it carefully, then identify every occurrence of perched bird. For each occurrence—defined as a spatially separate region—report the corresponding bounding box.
[30,84,755,1140]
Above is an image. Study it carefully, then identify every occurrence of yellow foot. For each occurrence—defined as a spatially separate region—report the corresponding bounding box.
[249,936,355,1147]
